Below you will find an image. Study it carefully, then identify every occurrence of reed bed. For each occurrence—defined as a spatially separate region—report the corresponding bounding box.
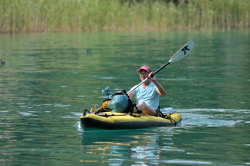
[0,0,249,33]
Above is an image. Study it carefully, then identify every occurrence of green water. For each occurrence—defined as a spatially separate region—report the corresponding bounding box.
[0,29,250,165]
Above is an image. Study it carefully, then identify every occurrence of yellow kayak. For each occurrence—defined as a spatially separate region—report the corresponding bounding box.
[80,111,182,130]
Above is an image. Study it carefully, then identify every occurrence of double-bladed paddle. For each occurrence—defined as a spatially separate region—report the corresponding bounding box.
[128,40,194,94]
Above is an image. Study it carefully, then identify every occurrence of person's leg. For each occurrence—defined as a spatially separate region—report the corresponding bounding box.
[135,101,157,116]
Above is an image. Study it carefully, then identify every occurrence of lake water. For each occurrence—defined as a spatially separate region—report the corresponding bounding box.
[0,29,250,165]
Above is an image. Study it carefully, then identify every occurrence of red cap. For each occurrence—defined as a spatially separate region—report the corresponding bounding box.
[136,65,151,73]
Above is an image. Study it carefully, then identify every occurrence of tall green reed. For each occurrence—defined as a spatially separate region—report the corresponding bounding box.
[0,0,249,33]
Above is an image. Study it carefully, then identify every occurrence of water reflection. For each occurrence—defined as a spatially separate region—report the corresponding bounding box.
[80,127,186,165]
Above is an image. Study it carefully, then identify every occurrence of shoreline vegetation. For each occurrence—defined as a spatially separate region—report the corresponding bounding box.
[1,0,249,33]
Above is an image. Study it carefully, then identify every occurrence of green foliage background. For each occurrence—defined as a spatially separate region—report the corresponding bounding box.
[1,0,249,33]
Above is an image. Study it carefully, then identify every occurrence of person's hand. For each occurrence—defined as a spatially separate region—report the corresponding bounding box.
[148,72,156,82]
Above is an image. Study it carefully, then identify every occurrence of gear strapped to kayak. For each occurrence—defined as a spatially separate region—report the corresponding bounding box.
[100,87,136,114]
[107,92,129,113]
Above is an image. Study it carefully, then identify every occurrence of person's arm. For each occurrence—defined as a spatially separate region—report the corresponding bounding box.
[149,72,167,96]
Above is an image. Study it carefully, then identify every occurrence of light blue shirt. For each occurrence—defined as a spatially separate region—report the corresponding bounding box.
[132,82,160,110]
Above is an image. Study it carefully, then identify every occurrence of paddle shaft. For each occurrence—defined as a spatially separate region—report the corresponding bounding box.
[151,61,170,77]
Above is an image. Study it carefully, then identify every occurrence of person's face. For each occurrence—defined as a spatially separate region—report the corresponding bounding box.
[139,70,149,81]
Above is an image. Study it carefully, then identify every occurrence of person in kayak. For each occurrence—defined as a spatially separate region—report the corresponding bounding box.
[128,65,167,116]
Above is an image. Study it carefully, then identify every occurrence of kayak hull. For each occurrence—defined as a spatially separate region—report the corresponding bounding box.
[80,112,182,130]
